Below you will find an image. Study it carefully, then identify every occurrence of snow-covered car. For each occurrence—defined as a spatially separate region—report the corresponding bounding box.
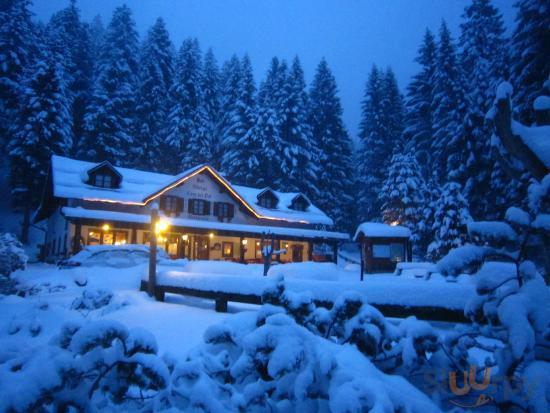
[58,244,171,268]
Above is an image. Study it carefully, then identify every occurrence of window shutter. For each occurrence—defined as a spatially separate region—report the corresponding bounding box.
[228,204,234,218]
[213,202,219,216]
[188,199,194,213]
[159,196,166,211]
[176,197,184,214]
[203,200,211,215]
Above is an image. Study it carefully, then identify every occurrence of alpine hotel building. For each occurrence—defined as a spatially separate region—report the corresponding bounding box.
[35,156,349,263]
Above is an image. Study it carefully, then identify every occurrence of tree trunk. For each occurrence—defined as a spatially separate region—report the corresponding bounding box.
[20,204,30,244]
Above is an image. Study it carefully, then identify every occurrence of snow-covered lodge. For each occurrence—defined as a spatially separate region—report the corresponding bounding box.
[35,156,349,263]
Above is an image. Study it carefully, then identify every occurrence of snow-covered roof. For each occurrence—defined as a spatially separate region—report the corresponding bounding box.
[353,222,411,240]
[50,155,333,225]
[62,207,349,240]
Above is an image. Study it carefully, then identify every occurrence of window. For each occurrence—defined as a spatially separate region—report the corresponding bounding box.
[222,242,234,258]
[292,199,308,211]
[259,195,276,209]
[93,174,112,188]
[214,202,234,219]
[86,228,127,245]
[161,196,182,215]
[372,244,390,258]
[189,199,210,215]
[390,243,405,262]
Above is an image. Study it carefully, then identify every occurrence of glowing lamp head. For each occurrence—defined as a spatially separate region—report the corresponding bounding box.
[209,232,214,239]
[242,239,248,245]
[182,234,189,241]
[102,224,110,232]
[390,221,399,227]
[155,220,169,234]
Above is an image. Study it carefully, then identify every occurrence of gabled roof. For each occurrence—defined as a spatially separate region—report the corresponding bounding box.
[85,160,122,180]
[353,222,411,241]
[46,155,334,225]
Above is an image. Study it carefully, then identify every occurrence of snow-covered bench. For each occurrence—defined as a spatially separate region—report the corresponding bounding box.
[394,262,436,279]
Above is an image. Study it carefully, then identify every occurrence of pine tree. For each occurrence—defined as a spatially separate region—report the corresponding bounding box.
[201,48,221,168]
[308,58,354,231]
[357,65,402,221]
[220,55,258,185]
[510,0,550,124]
[403,29,437,177]
[278,57,318,196]
[46,0,94,156]
[0,0,35,152]
[86,15,105,72]
[431,21,467,184]
[165,38,203,172]
[8,53,72,242]
[459,0,509,219]
[218,55,242,155]
[379,153,426,248]
[427,182,472,261]
[254,57,288,188]
[134,17,174,170]
[81,4,139,164]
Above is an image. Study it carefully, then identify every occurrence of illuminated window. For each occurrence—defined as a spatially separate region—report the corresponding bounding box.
[222,242,233,258]
[86,228,127,245]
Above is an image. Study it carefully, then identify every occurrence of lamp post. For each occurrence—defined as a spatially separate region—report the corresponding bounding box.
[148,203,159,297]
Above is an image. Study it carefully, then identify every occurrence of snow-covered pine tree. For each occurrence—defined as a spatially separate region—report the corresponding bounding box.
[46,0,94,156]
[8,52,72,242]
[308,58,355,231]
[201,48,222,168]
[427,182,472,261]
[0,0,35,152]
[254,57,288,188]
[217,55,242,166]
[403,29,437,178]
[357,65,401,221]
[278,57,318,197]
[459,0,511,219]
[165,38,202,172]
[430,20,467,185]
[220,55,258,185]
[81,4,139,164]
[134,17,174,170]
[509,0,550,124]
[379,153,426,249]
[86,15,105,74]
[380,67,405,152]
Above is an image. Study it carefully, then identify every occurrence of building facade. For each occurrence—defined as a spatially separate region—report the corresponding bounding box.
[35,156,349,263]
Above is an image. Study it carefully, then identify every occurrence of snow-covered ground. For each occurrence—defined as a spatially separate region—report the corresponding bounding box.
[1,263,241,360]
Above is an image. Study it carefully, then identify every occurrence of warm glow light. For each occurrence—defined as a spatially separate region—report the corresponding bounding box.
[182,234,189,241]
[242,239,248,245]
[209,232,214,239]
[155,220,169,234]
[390,221,399,227]
[256,241,260,246]
[284,243,289,248]
[102,224,110,231]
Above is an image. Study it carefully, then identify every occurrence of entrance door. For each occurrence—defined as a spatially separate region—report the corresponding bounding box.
[194,236,209,260]
[292,245,304,262]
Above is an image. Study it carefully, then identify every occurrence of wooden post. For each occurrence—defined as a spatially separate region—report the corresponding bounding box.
[332,242,338,263]
[73,221,82,254]
[148,206,159,298]
[359,240,364,281]
[239,237,245,263]
[131,227,137,244]
[307,242,313,261]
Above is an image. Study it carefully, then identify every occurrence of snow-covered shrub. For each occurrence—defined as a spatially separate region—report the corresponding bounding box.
[71,289,113,312]
[0,320,169,412]
[0,232,27,277]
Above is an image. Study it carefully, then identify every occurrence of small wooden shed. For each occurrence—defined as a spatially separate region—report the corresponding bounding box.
[354,222,412,278]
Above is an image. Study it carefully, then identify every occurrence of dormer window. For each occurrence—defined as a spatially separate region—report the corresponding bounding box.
[94,174,112,188]
[290,194,310,212]
[86,161,122,189]
[257,188,279,209]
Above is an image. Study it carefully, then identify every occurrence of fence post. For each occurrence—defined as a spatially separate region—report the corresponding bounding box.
[148,204,159,297]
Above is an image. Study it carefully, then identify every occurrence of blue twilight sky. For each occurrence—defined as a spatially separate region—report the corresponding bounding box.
[32,0,517,139]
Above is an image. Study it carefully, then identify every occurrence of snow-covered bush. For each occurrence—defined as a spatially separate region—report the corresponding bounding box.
[0,320,169,412]
[0,232,27,277]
